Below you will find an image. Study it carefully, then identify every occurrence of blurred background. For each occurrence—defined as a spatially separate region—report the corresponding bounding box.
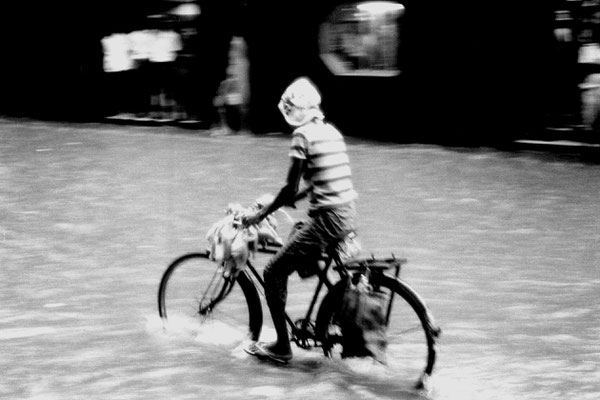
[1,0,599,147]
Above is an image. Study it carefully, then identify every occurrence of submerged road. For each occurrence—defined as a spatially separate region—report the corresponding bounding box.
[1,118,598,400]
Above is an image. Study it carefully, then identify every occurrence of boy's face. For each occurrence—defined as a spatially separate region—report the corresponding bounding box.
[279,97,295,114]
[278,97,304,127]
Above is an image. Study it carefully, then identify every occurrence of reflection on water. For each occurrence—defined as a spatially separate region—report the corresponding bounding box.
[0,120,598,399]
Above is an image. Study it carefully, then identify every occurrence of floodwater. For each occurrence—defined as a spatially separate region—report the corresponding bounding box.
[1,119,598,400]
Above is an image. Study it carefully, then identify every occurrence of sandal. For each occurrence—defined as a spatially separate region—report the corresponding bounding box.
[243,341,260,356]
[245,341,292,364]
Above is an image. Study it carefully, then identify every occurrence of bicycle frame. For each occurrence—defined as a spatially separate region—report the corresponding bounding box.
[159,211,438,388]
[242,243,405,349]
[242,246,344,345]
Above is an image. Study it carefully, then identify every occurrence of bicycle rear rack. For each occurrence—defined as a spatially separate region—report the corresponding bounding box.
[341,254,407,279]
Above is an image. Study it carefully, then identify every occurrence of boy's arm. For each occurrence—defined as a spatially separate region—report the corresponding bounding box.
[243,157,305,225]
[292,186,309,204]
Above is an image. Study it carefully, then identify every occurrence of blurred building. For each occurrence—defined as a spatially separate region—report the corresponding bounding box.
[0,0,577,145]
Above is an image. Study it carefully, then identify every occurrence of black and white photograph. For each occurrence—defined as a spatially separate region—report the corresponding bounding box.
[1,1,598,400]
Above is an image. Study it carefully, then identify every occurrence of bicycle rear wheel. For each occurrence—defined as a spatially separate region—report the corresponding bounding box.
[158,252,262,342]
[316,271,439,389]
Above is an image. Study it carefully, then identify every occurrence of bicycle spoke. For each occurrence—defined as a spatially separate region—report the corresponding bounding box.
[158,253,263,342]
[199,266,221,308]
[387,324,424,337]
[316,272,437,385]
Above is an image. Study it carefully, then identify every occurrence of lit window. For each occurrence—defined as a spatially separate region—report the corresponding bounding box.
[319,2,405,77]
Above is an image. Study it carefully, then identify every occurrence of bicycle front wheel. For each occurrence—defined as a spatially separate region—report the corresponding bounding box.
[316,271,439,388]
[157,252,262,342]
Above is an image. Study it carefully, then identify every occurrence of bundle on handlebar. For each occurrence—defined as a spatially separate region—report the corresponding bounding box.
[205,212,257,279]
[205,195,288,278]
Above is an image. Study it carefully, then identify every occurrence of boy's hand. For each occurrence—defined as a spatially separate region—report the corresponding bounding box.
[241,211,262,227]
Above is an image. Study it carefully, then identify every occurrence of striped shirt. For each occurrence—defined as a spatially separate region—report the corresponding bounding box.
[289,120,357,210]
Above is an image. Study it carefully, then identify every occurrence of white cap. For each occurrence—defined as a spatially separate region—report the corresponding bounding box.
[278,77,324,127]
[281,77,321,109]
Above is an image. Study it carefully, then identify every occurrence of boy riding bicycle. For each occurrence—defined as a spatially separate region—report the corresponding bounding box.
[242,77,357,363]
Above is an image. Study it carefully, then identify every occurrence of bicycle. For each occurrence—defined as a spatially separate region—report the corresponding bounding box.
[157,206,441,390]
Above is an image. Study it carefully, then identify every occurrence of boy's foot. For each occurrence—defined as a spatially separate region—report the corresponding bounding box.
[245,341,292,364]
[243,341,260,356]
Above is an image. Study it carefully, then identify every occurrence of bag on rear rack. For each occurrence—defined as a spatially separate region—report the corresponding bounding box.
[337,273,388,364]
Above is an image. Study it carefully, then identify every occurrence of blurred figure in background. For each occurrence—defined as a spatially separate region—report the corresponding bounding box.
[578,6,600,131]
[170,2,202,124]
[548,8,582,130]
[101,30,135,118]
[129,23,153,120]
[173,24,201,123]
[147,15,182,121]
[212,37,249,135]
[212,77,237,135]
